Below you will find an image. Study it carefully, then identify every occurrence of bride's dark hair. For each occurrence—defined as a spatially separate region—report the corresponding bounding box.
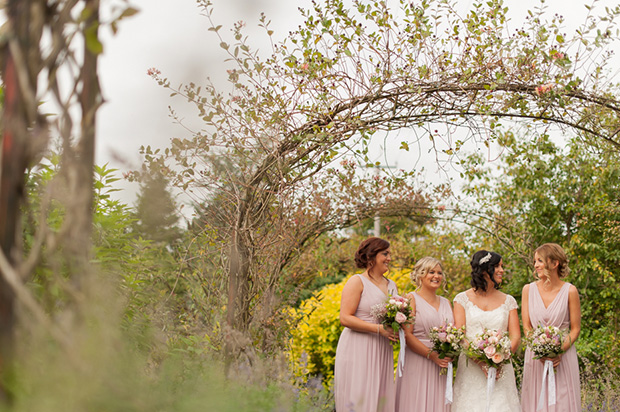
[470,250,502,292]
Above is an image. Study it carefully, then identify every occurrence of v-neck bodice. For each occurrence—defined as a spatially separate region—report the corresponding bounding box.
[411,292,453,347]
[354,274,398,323]
[528,281,571,329]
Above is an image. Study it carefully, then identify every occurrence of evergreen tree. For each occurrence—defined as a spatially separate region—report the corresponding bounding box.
[133,172,181,245]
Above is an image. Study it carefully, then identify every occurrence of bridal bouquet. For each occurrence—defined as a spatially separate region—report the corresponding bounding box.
[467,329,512,412]
[429,323,465,375]
[525,325,565,359]
[370,295,415,336]
[371,295,414,377]
[467,328,512,369]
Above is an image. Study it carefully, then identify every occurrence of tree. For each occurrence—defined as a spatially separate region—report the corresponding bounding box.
[460,131,620,367]
[143,0,620,349]
[133,170,181,245]
[0,0,136,400]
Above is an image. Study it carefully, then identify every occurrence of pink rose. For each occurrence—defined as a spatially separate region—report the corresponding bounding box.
[437,332,448,342]
[484,346,496,358]
[492,353,504,364]
[395,312,407,324]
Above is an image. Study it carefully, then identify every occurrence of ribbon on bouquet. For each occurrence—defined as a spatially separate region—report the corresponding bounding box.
[444,362,454,405]
[536,359,557,411]
[397,328,406,377]
[485,367,497,412]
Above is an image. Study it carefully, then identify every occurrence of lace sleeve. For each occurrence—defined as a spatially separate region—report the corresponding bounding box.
[505,294,519,311]
[453,292,468,307]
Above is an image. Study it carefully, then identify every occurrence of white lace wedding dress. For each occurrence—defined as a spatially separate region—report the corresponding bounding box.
[452,292,521,412]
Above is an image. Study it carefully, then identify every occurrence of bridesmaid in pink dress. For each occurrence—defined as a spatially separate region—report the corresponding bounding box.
[334,237,399,412]
[396,257,453,412]
[521,243,582,412]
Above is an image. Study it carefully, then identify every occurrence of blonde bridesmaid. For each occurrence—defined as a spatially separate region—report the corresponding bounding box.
[521,243,581,412]
[396,257,453,412]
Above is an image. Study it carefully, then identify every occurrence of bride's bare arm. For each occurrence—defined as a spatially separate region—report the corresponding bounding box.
[507,308,521,353]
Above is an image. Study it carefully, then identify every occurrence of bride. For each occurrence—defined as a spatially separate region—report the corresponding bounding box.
[452,250,521,412]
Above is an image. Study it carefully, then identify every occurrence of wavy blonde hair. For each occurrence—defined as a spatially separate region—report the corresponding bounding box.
[535,243,570,281]
[410,257,444,288]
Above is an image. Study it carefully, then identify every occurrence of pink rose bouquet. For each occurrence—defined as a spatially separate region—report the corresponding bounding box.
[525,325,565,359]
[370,295,414,336]
[371,295,414,377]
[466,328,512,370]
[466,329,512,410]
[429,323,466,375]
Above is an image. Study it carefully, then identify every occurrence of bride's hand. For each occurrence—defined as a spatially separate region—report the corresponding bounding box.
[474,360,501,379]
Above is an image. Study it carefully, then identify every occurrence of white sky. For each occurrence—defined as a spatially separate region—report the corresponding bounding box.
[96,0,617,205]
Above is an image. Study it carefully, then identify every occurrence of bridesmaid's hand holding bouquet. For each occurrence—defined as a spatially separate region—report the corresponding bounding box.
[370,295,414,337]
[429,323,465,374]
[525,325,566,364]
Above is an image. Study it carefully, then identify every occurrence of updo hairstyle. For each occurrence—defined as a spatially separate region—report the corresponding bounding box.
[410,257,444,288]
[470,250,502,292]
[354,237,390,269]
[535,243,570,279]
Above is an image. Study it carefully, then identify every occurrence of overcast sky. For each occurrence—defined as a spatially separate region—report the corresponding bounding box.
[96,0,616,205]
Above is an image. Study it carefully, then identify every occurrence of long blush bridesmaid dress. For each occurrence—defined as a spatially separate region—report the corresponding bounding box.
[334,274,398,412]
[396,292,453,412]
[521,282,581,412]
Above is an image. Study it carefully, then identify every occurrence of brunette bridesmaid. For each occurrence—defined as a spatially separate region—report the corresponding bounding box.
[396,257,453,412]
[521,243,582,411]
[334,237,398,412]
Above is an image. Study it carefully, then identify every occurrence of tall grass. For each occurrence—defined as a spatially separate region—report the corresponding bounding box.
[580,355,620,411]
[0,276,332,412]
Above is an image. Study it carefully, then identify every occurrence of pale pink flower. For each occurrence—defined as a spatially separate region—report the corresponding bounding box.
[535,83,554,96]
[395,312,407,324]
[492,353,504,364]
[484,346,496,358]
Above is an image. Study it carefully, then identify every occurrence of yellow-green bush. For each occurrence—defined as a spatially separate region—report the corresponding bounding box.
[289,269,413,389]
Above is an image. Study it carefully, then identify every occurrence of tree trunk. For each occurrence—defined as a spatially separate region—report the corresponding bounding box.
[0,0,38,401]
[67,0,100,277]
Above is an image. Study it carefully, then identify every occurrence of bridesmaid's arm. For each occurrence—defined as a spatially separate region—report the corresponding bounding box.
[564,285,581,352]
[402,296,426,355]
[507,308,521,354]
[339,276,397,340]
[403,297,452,368]
[521,284,533,337]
